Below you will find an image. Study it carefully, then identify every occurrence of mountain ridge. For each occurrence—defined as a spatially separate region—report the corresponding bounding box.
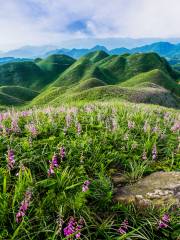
[0,51,179,108]
[1,41,180,59]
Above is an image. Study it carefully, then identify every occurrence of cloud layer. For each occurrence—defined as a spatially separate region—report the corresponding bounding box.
[0,0,179,50]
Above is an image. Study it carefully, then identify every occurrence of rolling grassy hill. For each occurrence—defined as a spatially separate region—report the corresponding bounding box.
[51,51,112,87]
[0,51,179,108]
[37,54,75,81]
[0,55,75,106]
[0,86,38,105]
[31,51,179,108]
[0,61,45,91]
[120,69,180,96]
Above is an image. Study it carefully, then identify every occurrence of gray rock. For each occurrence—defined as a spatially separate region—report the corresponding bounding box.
[113,172,180,208]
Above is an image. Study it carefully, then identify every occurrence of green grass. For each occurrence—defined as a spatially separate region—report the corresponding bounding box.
[0,101,179,239]
[48,85,179,108]
[83,50,109,63]
[0,86,38,106]
[0,62,46,91]
[75,78,107,91]
[29,52,179,108]
[0,86,38,101]
[120,69,180,96]
[0,52,179,108]
[37,54,75,81]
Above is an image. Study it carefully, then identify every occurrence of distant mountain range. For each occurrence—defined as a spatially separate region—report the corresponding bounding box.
[46,42,180,59]
[0,45,56,58]
[0,42,179,60]
[0,57,31,65]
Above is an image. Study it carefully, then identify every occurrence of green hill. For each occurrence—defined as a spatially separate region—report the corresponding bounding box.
[99,52,179,82]
[0,52,179,108]
[0,92,23,106]
[48,85,179,108]
[83,50,109,63]
[75,78,107,91]
[51,51,112,87]
[0,86,38,105]
[120,69,180,96]
[0,61,46,91]
[37,54,75,81]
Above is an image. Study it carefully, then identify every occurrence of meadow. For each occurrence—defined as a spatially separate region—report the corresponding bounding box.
[0,101,179,239]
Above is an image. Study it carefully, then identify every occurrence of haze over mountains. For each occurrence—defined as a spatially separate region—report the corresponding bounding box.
[0,40,180,59]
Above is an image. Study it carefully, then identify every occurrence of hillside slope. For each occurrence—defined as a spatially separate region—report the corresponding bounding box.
[37,54,75,81]
[120,69,180,96]
[0,86,38,105]
[0,52,179,108]
[0,62,45,90]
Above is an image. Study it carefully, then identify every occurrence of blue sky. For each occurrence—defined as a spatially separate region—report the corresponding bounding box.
[0,0,179,50]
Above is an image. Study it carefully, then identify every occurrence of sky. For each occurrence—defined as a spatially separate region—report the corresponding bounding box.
[0,0,179,50]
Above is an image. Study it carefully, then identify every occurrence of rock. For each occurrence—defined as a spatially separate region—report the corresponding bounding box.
[113,171,180,208]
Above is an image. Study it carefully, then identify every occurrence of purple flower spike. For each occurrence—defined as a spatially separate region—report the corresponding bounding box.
[77,123,81,135]
[16,189,32,223]
[16,211,25,223]
[142,150,147,160]
[171,121,180,132]
[82,180,91,192]
[7,149,15,170]
[60,146,66,160]
[118,219,129,235]
[52,154,59,167]
[158,214,170,229]
[152,144,157,160]
[128,121,135,129]
[48,154,60,177]
[63,217,84,239]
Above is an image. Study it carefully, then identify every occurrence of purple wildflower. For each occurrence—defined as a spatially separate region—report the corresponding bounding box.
[26,123,38,137]
[152,144,157,160]
[52,154,59,167]
[82,180,91,192]
[11,118,20,133]
[48,154,59,177]
[128,121,135,129]
[77,123,81,135]
[152,126,159,133]
[60,146,66,160]
[118,219,129,235]
[63,217,84,239]
[48,163,55,177]
[171,121,180,132]
[16,189,32,223]
[142,150,147,160]
[66,114,71,128]
[158,214,170,229]
[7,149,15,170]
[16,211,25,223]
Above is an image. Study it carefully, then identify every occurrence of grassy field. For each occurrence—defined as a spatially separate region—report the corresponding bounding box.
[0,101,179,239]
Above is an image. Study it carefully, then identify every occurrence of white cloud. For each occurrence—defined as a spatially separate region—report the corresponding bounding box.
[0,0,179,50]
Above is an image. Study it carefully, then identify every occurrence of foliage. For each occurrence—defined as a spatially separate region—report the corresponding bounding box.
[0,101,179,239]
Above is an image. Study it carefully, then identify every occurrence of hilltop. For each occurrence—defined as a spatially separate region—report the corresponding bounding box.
[45,42,180,60]
[0,51,179,108]
[32,51,180,108]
